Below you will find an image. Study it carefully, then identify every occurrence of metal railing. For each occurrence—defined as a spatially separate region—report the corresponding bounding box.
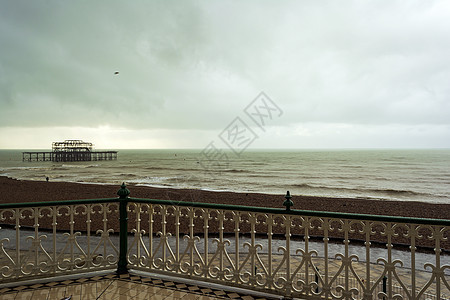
[0,184,448,299]
[0,199,120,280]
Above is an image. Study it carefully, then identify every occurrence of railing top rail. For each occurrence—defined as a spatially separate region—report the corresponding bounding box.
[0,196,448,226]
[129,197,450,226]
[0,198,117,209]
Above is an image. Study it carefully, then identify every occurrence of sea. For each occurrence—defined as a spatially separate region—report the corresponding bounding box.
[1,149,449,204]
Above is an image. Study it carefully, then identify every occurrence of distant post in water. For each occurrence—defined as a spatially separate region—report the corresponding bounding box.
[117,182,130,274]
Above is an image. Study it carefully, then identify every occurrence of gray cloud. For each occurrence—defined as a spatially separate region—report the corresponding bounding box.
[0,0,449,148]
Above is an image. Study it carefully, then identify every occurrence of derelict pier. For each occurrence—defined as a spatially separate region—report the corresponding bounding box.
[22,140,118,162]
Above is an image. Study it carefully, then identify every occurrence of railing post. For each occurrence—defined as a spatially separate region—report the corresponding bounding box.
[117,182,130,274]
[283,191,293,211]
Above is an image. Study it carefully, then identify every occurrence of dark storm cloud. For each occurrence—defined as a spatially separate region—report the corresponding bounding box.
[0,0,449,148]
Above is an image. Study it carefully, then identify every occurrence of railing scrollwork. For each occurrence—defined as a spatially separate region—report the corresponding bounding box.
[0,185,448,300]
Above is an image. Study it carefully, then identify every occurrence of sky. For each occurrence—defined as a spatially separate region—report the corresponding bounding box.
[0,1,449,149]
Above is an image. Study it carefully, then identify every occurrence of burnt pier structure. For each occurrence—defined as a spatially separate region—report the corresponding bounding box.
[22,140,118,162]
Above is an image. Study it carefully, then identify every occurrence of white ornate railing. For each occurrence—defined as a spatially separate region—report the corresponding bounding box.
[126,197,450,300]
[0,200,119,281]
[0,184,448,300]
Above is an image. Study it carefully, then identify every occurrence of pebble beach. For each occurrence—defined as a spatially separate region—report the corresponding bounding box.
[0,176,448,220]
[1,176,448,250]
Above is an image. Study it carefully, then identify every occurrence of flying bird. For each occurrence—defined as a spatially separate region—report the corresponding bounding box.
[114,71,119,75]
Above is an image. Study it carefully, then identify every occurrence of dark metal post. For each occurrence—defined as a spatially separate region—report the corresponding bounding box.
[283,191,293,211]
[117,182,130,274]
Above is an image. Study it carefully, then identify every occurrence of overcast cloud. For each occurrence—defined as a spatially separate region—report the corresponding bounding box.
[0,1,449,149]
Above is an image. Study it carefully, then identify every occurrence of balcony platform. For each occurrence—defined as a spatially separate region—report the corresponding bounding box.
[0,271,279,300]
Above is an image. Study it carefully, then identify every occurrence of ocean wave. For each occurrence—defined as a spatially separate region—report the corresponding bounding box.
[2,164,100,172]
[117,173,139,178]
[289,183,432,198]
[135,183,175,189]
[224,169,249,173]
[3,149,449,204]
[61,164,99,168]
[247,174,276,178]
[340,165,363,169]
[142,166,203,172]
[128,176,180,185]
[372,188,422,196]
[143,166,171,170]
[1,166,52,171]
